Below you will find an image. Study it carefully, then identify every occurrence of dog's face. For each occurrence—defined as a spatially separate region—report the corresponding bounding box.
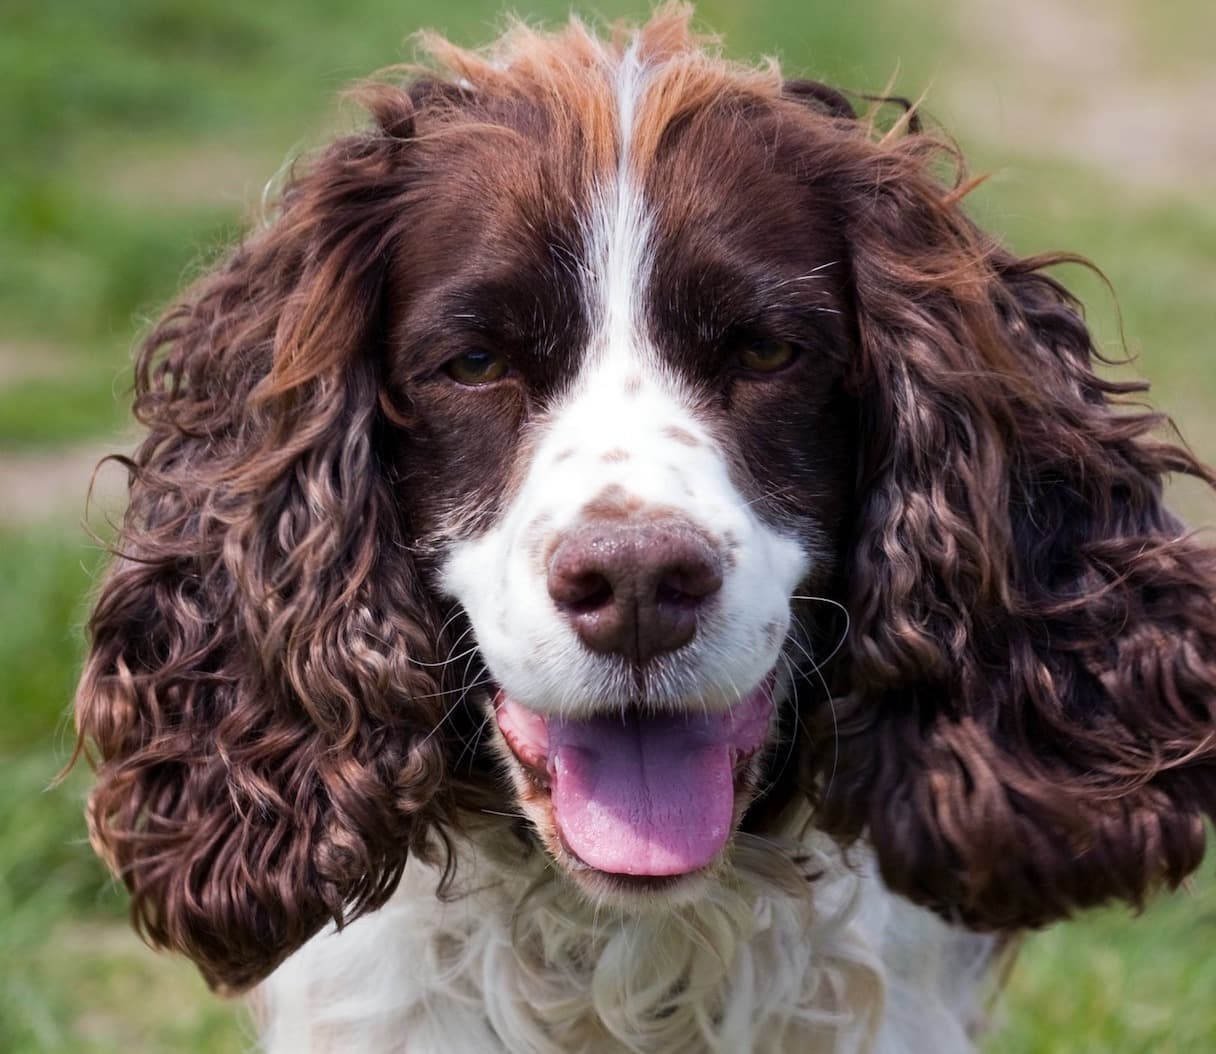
[386,68,857,894]
[76,13,1216,994]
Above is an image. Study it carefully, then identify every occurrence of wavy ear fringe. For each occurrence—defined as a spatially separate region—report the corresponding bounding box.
[810,133,1216,930]
[74,86,454,993]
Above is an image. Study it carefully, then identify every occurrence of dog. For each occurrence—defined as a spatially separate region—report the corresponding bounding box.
[75,7,1216,1052]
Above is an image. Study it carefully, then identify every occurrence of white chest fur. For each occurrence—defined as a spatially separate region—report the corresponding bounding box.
[259,811,999,1054]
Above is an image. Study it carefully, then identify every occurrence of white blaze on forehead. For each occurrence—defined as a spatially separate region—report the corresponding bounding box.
[585,35,653,372]
[440,39,809,716]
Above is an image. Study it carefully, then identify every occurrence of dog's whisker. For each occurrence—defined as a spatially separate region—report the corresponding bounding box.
[411,641,479,670]
[788,595,852,672]
[780,627,842,805]
[741,484,796,509]
[748,651,804,803]
[478,807,527,820]
[412,675,495,705]
[455,709,494,770]
[434,607,471,646]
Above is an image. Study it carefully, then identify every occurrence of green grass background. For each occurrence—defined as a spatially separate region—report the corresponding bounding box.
[2,1,1213,1050]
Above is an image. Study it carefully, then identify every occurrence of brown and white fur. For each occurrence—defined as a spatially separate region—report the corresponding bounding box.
[75,8,1216,1054]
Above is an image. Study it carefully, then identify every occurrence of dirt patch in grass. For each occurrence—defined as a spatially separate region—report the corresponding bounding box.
[947,0,1216,193]
[1165,400,1216,529]
[43,920,248,1051]
[0,439,129,528]
[0,341,74,386]
[98,140,286,211]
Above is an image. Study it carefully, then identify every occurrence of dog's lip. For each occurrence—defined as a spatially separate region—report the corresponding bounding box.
[494,693,551,778]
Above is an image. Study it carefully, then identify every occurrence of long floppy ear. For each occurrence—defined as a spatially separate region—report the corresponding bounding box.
[812,132,1216,930]
[74,88,452,992]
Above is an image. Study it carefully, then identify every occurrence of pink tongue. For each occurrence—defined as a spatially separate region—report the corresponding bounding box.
[548,709,740,877]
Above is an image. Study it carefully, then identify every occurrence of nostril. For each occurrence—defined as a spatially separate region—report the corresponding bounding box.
[556,571,614,614]
[655,580,696,609]
[656,562,723,609]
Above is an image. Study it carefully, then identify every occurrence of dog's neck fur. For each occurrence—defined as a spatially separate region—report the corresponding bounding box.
[258,802,999,1054]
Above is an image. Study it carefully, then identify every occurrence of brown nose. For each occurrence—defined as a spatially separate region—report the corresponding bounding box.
[547,520,723,664]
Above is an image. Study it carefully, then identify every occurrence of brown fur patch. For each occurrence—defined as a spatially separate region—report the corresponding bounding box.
[763,620,782,648]
[580,484,645,521]
[663,425,702,447]
[529,514,558,575]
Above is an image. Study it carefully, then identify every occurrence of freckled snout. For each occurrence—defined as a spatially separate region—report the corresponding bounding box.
[547,520,722,664]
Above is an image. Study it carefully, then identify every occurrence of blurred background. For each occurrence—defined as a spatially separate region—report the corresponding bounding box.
[2,0,1213,1050]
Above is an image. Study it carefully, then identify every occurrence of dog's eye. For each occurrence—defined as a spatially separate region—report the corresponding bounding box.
[734,338,798,374]
[443,349,509,385]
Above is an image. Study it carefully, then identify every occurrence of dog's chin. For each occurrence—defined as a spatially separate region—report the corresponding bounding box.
[490,676,776,906]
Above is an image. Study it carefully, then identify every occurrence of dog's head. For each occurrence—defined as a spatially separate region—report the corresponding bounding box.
[76,9,1216,992]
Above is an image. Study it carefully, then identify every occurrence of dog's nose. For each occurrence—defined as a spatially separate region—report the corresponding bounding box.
[547,521,723,663]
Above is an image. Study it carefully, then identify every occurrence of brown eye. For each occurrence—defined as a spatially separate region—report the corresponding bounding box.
[735,338,798,374]
[443,349,509,385]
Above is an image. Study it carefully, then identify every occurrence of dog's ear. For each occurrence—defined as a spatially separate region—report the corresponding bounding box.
[811,132,1216,929]
[75,87,454,992]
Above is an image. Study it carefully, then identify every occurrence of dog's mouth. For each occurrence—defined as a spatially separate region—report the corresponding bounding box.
[493,679,774,882]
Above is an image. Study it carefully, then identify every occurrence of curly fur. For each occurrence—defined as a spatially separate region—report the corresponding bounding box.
[75,118,456,991]
[74,6,1216,1045]
[811,148,1216,927]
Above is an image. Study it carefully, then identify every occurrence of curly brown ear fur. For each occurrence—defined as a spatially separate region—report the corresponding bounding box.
[810,130,1216,929]
[74,90,453,992]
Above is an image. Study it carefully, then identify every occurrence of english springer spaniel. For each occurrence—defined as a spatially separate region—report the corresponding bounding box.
[76,8,1216,1053]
